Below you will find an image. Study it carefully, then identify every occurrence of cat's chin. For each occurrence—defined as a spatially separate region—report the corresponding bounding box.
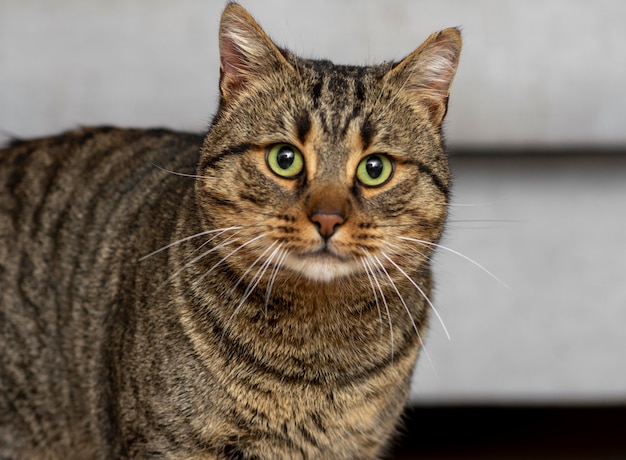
[283,252,360,283]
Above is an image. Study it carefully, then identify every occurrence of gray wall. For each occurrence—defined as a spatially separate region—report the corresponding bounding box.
[2,0,626,146]
[412,153,626,404]
[1,1,625,404]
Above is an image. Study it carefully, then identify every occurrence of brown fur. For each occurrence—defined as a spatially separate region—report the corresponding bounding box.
[0,4,461,459]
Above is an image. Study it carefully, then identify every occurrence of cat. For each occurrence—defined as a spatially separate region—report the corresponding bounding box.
[0,3,461,459]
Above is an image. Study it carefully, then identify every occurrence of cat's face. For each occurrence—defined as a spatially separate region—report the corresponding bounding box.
[196,5,460,284]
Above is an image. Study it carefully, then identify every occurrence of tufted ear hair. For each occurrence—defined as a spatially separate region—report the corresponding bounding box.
[385,28,462,125]
[218,3,293,102]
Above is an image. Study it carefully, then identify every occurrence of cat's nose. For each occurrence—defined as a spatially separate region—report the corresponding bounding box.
[309,212,345,239]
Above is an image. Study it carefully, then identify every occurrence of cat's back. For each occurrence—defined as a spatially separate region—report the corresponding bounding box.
[1,126,203,237]
[0,126,203,277]
[0,127,202,457]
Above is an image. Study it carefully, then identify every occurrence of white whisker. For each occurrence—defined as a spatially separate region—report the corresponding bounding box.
[448,200,501,207]
[396,236,508,288]
[363,254,394,359]
[381,252,451,341]
[384,239,431,263]
[188,227,251,260]
[139,226,242,261]
[193,233,267,288]
[157,233,241,291]
[371,254,436,370]
[239,243,281,305]
[360,257,383,337]
[372,255,421,342]
[265,247,289,314]
[223,242,283,344]
[151,162,215,180]
[230,240,279,295]
[361,253,397,356]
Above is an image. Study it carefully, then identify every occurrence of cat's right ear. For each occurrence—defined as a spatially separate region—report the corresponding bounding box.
[385,28,462,126]
[218,3,292,102]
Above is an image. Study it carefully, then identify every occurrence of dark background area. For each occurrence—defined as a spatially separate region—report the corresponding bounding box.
[389,405,626,459]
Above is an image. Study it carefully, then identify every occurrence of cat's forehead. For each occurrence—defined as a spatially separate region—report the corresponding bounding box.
[295,56,392,90]
[285,57,391,138]
[302,58,385,75]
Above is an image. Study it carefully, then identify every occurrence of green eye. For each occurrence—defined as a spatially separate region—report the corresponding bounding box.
[356,154,393,187]
[266,144,304,178]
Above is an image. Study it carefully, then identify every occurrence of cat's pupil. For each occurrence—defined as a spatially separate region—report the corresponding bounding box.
[277,146,295,169]
[365,156,384,179]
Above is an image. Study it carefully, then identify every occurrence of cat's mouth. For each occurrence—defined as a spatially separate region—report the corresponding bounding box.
[279,245,357,282]
[298,246,347,262]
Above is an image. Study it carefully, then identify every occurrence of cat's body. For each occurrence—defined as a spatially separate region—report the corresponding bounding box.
[0,4,460,459]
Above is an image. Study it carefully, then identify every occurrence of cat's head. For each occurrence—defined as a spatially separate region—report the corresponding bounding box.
[196,3,461,284]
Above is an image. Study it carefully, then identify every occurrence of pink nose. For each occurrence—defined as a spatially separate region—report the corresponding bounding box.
[309,212,345,239]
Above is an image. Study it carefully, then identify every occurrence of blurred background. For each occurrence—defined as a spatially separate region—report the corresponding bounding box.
[1,0,625,457]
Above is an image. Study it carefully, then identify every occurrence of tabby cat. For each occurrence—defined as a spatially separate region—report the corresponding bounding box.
[0,3,461,459]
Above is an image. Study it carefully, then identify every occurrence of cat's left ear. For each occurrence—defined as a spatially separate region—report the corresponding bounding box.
[386,28,462,125]
[218,3,293,102]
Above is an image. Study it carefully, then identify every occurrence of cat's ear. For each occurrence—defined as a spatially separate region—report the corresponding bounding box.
[386,28,462,125]
[218,3,292,101]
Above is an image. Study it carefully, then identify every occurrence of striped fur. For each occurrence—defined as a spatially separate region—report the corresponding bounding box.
[0,4,461,459]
